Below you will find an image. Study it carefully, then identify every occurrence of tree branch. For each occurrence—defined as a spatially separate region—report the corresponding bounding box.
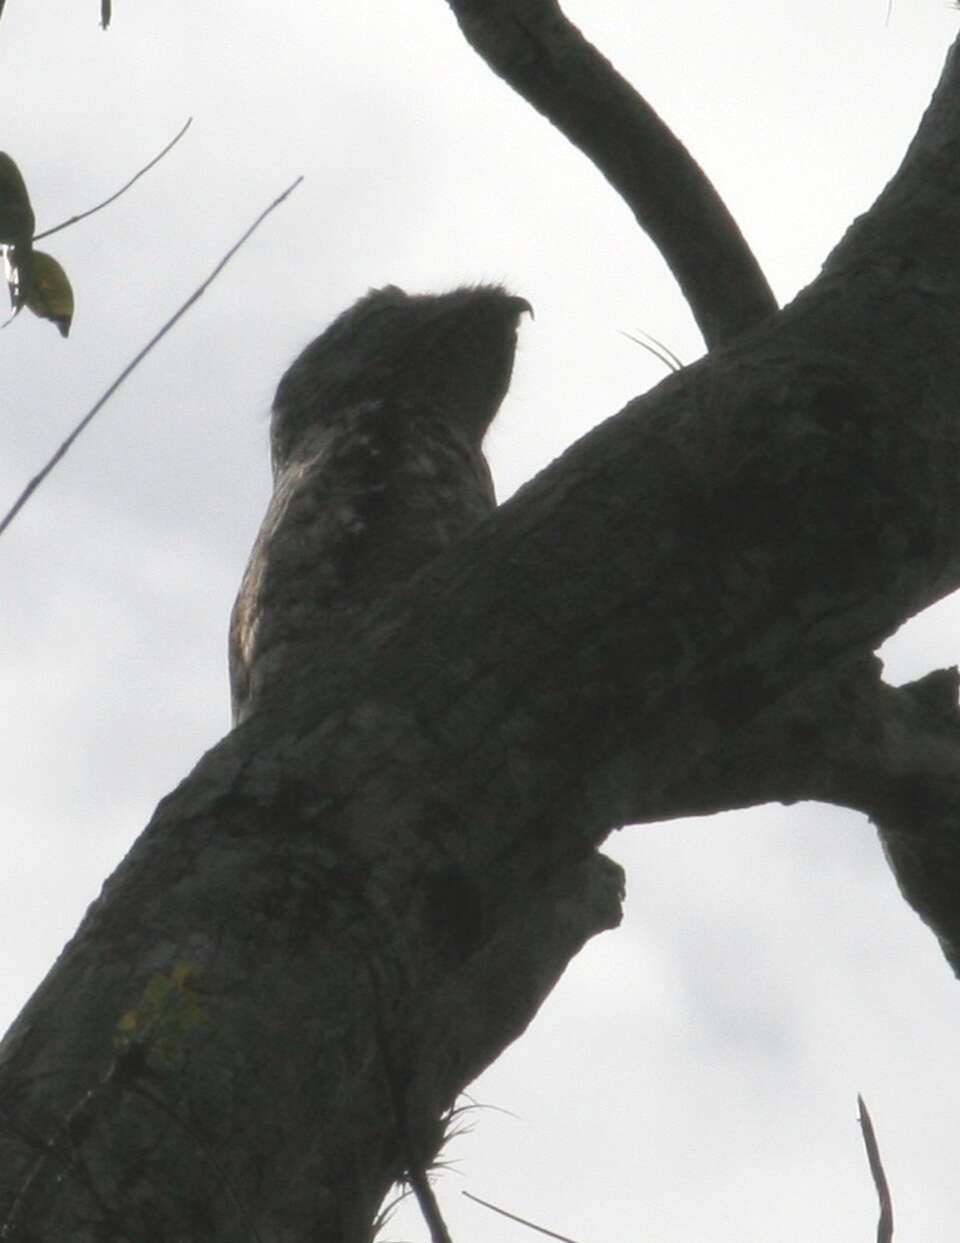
[0,176,302,539]
[445,0,777,346]
[857,1096,894,1243]
[34,118,193,242]
[1,22,960,1243]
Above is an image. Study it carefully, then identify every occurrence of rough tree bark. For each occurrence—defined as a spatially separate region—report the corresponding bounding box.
[3,5,960,1242]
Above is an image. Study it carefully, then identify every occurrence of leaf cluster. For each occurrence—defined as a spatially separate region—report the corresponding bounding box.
[0,152,73,336]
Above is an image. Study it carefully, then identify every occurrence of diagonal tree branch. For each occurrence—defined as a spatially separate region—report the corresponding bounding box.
[34,118,193,242]
[0,177,302,539]
[445,0,778,347]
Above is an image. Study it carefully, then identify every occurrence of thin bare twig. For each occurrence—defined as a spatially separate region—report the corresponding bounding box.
[0,176,303,539]
[462,1191,583,1243]
[34,118,193,242]
[620,328,683,373]
[400,1150,453,1243]
[371,1016,453,1243]
[857,1094,894,1243]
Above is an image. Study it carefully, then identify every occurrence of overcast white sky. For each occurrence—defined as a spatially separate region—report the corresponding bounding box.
[2,0,960,1239]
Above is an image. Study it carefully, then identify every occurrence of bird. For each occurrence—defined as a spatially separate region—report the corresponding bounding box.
[229,283,531,724]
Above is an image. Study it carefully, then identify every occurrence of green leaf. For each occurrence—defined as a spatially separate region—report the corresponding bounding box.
[23,250,74,337]
[0,152,35,252]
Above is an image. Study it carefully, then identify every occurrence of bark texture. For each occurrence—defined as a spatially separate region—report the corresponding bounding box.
[2,13,960,1243]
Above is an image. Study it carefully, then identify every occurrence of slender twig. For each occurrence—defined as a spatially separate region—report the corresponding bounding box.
[462,1191,583,1243]
[399,1141,453,1243]
[34,118,193,242]
[857,1095,894,1243]
[620,328,683,373]
[372,1018,453,1243]
[0,176,302,539]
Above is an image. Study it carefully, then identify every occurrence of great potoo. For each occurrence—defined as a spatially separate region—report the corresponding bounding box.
[229,283,530,724]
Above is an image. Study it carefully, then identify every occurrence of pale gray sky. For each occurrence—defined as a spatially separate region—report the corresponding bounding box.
[2,1,960,1239]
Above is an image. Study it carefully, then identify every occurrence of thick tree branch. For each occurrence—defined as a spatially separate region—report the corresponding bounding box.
[661,655,960,972]
[445,0,778,346]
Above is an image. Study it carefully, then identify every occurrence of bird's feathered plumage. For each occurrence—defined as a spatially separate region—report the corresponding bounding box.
[229,284,529,723]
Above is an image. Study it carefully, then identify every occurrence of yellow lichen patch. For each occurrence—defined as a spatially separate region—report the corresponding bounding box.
[116,962,214,1067]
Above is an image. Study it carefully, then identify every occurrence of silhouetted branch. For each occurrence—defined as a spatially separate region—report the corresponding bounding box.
[445,0,777,347]
[462,1191,583,1243]
[857,1095,894,1243]
[0,176,302,539]
[34,118,192,242]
